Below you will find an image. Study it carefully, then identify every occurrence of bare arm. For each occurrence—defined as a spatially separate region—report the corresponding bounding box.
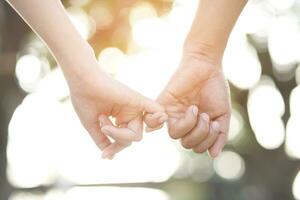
[146,0,247,157]
[7,0,167,158]
[184,0,247,63]
[6,0,94,81]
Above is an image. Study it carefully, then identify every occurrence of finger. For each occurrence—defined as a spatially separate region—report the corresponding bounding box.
[99,114,114,127]
[141,97,165,114]
[143,96,168,130]
[208,133,227,158]
[193,121,220,154]
[208,113,231,157]
[88,115,113,151]
[144,112,168,131]
[164,65,212,98]
[145,123,163,132]
[168,105,198,139]
[180,113,210,149]
[101,115,143,142]
[101,142,131,159]
[127,114,143,140]
[100,115,136,144]
[90,127,112,150]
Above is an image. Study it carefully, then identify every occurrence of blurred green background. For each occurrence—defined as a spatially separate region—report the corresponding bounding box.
[0,0,300,200]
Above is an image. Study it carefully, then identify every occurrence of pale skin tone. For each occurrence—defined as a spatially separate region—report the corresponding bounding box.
[7,0,246,159]
[7,0,167,159]
[145,0,247,157]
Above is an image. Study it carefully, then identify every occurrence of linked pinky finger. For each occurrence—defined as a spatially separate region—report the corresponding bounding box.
[144,112,168,132]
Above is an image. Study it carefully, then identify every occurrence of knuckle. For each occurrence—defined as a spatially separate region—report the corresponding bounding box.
[181,139,193,149]
[193,146,206,154]
[200,128,210,139]
[168,126,181,139]
[192,130,209,144]
[169,132,181,139]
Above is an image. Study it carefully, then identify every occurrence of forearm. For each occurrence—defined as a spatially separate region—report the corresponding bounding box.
[6,0,97,80]
[184,0,247,62]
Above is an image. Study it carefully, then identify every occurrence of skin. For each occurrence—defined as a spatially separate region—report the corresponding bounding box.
[145,0,247,157]
[7,0,167,159]
[154,52,231,158]
[69,60,167,159]
[7,0,246,159]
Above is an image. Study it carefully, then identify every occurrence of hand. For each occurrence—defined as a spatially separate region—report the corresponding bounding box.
[67,59,167,159]
[146,52,231,157]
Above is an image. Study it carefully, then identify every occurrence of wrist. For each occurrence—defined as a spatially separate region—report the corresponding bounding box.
[182,41,223,67]
[57,45,106,91]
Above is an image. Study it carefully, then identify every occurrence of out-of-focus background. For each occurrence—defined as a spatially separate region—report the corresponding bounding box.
[0,0,300,199]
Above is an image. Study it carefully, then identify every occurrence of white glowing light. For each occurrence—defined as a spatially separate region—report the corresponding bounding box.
[268,14,299,67]
[239,3,273,35]
[252,115,285,149]
[37,67,69,100]
[67,7,92,40]
[98,47,125,76]
[9,192,44,200]
[267,0,296,11]
[9,187,169,200]
[54,119,181,184]
[214,151,245,180]
[247,81,285,149]
[129,2,157,27]
[7,93,61,188]
[228,109,244,142]
[294,171,300,200]
[69,0,90,7]
[89,3,113,29]
[237,3,275,51]
[15,54,43,92]
[223,34,261,90]
[187,155,214,182]
[248,82,285,118]
[66,187,170,200]
[167,0,198,45]
[132,17,170,49]
[8,93,180,186]
[116,50,180,98]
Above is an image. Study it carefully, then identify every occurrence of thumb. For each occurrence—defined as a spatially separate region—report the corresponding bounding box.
[164,62,213,98]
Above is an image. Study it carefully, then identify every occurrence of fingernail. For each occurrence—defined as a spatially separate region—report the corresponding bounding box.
[192,105,198,116]
[200,113,209,122]
[212,121,220,132]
